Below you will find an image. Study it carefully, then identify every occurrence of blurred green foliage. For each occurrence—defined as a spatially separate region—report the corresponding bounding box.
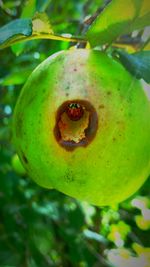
[0,1,150,266]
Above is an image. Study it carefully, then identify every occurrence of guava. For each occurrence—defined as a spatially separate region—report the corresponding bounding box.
[11,153,26,176]
[13,49,150,206]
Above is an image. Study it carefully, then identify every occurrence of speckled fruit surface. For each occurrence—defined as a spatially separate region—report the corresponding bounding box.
[13,49,150,206]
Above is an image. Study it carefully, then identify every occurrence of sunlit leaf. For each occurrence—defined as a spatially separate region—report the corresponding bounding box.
[86,0,150,47]
[32,12,53,34]
[135,214,150,230]
[107,221,131,247]
[132,243,150,256]
[21,0,36,18]
[0,14,85,50]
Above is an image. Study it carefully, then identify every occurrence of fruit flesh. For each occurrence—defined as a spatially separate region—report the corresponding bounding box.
[13,49,150,206]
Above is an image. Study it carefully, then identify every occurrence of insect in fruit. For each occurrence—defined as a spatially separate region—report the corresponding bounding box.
[67,103,84,121]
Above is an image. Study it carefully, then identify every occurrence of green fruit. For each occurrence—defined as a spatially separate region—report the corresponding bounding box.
[12,153,26,176]
[13,49,150,206]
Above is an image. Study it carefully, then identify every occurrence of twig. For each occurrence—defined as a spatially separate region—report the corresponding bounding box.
[83,0,112,28]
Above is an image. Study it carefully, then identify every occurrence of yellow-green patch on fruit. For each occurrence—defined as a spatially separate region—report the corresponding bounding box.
[12,153,26,176]
[13,49,150,206]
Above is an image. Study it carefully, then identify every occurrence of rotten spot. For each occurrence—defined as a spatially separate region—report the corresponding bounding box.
[107,91,111,95]
[65,170,74,183]
[54,100,98,151]
[99,104,105,109]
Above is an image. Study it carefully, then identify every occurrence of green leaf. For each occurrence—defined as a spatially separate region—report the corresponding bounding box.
[113,50,150,83]
[86,0,150,47]
[31,223,54,255]
[0,67,33,85]
[0,19,32,49]
[11,42,27,56]
[21,0,36,18]
[11,0,37,55]
[0,13,85,50]
[36,0,52,12]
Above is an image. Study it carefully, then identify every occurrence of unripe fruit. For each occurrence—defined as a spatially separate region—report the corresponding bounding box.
[11,153,26,176]
[13,49,150,206]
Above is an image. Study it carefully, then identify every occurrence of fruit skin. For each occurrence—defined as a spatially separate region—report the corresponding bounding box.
[13,49,150,206]
[11,153,26,176]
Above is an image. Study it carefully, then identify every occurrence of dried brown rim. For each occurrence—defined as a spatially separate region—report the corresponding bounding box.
[54,99,98,151]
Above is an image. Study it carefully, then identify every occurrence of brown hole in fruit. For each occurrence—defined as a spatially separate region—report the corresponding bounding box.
[54,100,98,151]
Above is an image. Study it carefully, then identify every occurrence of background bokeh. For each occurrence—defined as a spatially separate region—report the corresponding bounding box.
[0,1,150,266]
